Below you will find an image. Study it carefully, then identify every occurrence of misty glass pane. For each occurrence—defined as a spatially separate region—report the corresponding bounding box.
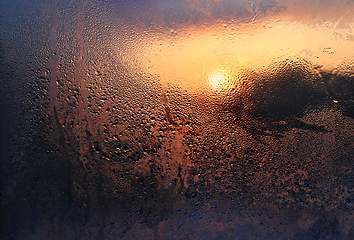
[1,0,354,239]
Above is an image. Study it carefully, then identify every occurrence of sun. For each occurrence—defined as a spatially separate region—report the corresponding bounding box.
[208,70,230,92]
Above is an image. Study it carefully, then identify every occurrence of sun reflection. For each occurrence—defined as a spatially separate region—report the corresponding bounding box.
[208,70,230,92]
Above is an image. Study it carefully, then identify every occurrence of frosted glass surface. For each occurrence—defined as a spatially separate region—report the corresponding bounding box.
[1,0,354,239]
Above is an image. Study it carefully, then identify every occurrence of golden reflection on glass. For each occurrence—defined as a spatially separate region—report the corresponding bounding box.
[131,20,354,94]
[208,69,232,93]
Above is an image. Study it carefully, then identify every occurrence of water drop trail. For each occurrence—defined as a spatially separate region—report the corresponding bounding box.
[49,0,59,108]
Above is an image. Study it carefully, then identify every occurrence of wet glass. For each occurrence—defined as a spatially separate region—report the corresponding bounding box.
[1,0,354,239]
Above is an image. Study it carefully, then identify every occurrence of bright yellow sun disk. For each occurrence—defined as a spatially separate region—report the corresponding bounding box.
[208,70,229,92]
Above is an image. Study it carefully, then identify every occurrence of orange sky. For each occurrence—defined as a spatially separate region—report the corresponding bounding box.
[143,20,354,92]
[113,1,354,93]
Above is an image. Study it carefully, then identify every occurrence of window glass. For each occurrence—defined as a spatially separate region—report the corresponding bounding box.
[1,0,354,239]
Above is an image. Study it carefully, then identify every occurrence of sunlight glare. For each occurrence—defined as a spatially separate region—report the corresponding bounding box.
[208,70,230,92]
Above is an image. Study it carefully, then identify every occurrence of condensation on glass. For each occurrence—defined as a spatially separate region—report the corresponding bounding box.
[1,0,354,239]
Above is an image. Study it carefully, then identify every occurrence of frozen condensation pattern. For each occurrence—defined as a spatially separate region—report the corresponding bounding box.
[1,0,354,239]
